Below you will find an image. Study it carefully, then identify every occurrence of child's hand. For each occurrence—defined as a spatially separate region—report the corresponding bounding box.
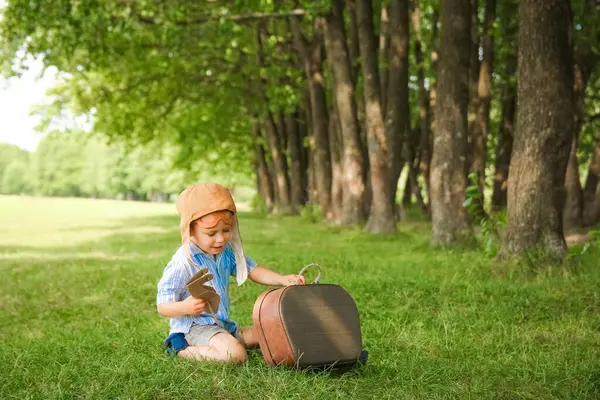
[280,274,306,286]
[182,296,208,315]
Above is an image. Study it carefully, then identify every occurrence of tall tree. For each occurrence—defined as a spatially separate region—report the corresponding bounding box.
[470,0,497,212]
[252,121,275,209]
[256,24,292,213]
[329,106,344,223]
[491,0,518,210]
[323,0,368,225]
[422,6,440,207]
[412,0,432,213]
[564,0,600,229]
[286,112,307,211]
[467,0,480,176]
[290,16,333,219]
[385,0,411,213]
[583,138,600,225]
[355,0,397,233]
[504,0,574,258]
[430,0,473,245]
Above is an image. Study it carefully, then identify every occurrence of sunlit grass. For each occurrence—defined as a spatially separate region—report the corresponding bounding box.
[1,195,599,399]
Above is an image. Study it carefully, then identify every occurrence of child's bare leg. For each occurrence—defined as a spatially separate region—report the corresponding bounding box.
[238,326,259,347]
[177,345,223,361]
[178,333,246,363]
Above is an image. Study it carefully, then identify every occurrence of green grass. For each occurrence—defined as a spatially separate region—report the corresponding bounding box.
[1,195,599,399]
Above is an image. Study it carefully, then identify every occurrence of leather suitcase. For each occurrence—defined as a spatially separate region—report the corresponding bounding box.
[252,264,364,369]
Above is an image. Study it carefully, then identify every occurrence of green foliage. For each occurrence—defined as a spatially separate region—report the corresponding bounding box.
[0,0,304,176]
[567,229,600,261]
[0,144,30,194]
[1,196,599,398]
[31,132,86,197]
[0,132,253,200]
[300,203,323,223]
[250,194,269,215]
[464,172,506,258]
[1,158,31,194]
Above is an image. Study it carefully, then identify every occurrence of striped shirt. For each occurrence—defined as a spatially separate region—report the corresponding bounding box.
[156,241,256,335]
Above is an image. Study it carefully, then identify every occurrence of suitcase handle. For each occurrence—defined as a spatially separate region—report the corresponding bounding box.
[298,263,321,284]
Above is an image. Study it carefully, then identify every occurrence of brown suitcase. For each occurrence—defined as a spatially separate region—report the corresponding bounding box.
[252,264,364,369]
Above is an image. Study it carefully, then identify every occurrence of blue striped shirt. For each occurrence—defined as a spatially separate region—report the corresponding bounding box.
[156,242,256,335]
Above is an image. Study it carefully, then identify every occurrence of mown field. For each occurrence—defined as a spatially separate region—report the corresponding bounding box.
[1,195,599,399]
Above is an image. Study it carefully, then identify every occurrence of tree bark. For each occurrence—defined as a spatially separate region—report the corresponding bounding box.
[491,75,516,210]
[407,128,426,211]
[348,0,371,214]
[583,138,600,225]
[298,103,310,204]
[253,121,275,210]
[504,0,574,259]
[263,112,291,212]
[385,0,410,212]
[470,0,496,213]
[323,0,368,225]
[563,138,583,229]
[467,0,480,177]
[402,171,411,206]
[278,112,289,160]
[491,1,517,210]
[430,0,473,246]
[412,0,432,213]
[425,7,440,209]
[266,145,279,204]
[290,17,333,219]
[379,5,390,114]
[286,113,305,212]
[329,106,344,223]
[566,5,599,227]
[256,26,291,213]
[347,0,360,87]
[355,0,396,233]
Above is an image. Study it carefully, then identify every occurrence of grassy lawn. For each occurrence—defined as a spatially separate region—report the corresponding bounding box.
[1,195,599,399]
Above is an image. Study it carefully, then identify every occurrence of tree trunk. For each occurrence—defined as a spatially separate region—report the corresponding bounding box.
[385,0,410,212]
[278,112,289,160]
[256,27,291,213]
[412,0,432,213]
[563,138,584,229]
[287,113,305,212]
[402,170,411,206]
[266,146,279,204]
[567,9,599,227]
[583,138,600,225]
[347,0,360,87]
[298,104,310,204]
[355,0,396,233]
[348,0,372,214]
[407,129,426,211]
[323,0,368,225]
[504,0,574,259]
[253,121,275,210]
[467,0,480,176]
[426,7,440,209]
[379,5,390,114]
[491,1,517,210]
[290,17,333,219]
[329,106,344,223]
[263,113,291,212]
[470,0,496,214]
[430,0,473,246]
[491,78,516,210]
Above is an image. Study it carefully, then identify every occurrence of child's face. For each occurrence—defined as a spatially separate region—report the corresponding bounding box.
[191,218,232,255]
